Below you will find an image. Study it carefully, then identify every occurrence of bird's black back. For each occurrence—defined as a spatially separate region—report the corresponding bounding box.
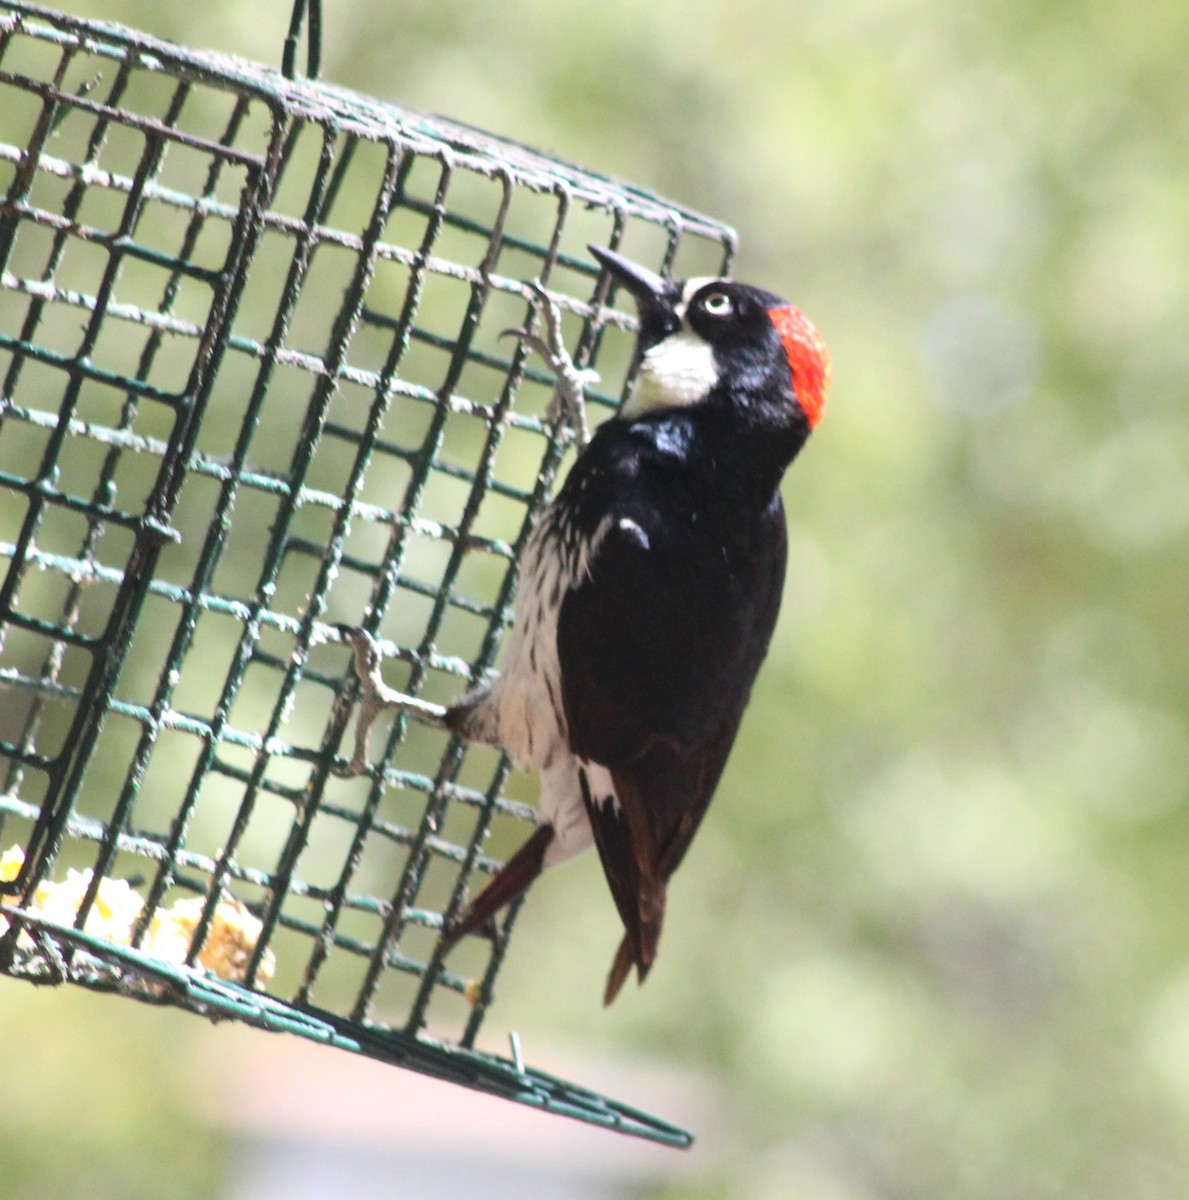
[556,401,798,878]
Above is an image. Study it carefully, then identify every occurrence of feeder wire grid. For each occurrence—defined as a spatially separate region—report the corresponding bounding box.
[0,0,738,1147]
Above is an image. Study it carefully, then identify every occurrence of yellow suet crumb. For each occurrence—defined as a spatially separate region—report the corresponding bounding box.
[147,895,276,985]
[32,868,146,944]
[0,845,275,984]
[0,844,23,936]
[0,844,23,886]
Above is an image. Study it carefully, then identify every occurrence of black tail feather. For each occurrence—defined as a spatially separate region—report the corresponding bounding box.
[603,924,659,1007]
[604,934,636,1006]
[578,767,668,1005]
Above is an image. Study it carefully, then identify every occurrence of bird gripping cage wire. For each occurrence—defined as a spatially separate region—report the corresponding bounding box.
[0,0,736,1144]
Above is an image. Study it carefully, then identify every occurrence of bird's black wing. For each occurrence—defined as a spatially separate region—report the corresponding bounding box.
[556,442,788,998]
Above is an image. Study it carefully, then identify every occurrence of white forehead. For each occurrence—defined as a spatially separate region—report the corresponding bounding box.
[674,276,721,319]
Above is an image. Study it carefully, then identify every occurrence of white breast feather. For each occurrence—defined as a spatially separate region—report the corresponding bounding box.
[493,510,611,771]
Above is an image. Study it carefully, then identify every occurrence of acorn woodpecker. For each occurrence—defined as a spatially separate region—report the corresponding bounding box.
[337,248,830,1003]
[431,245,831,1005]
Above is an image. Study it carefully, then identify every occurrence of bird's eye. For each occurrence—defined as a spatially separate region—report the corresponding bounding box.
[700,291,733,317]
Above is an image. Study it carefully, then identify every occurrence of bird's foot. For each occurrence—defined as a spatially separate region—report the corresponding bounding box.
[441,909,506,956]
[503,281,598,449]
[332,625,448,778]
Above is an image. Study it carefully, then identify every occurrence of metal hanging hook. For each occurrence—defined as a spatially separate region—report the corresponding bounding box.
[282,0,322,80]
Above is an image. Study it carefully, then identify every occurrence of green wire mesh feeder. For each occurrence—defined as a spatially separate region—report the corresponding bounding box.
[0,0,737,1146]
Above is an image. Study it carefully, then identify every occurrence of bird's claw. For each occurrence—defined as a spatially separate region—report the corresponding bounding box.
[333,625,448,778]
[502,280,597,448]
[440,910,506,957]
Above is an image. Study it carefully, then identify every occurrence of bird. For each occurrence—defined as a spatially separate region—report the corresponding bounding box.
[340,245,830,1005]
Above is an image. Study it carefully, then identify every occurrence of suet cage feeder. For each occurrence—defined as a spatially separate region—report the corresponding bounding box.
[0,0,736,1145]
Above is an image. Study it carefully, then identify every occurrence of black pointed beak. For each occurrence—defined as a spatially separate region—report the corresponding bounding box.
[588,245,671,309]
[588,246,680,346]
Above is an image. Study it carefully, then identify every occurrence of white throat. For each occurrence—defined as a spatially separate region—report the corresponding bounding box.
[623,329,718,416]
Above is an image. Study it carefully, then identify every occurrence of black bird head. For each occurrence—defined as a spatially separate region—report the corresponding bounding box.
[589,244,831,432]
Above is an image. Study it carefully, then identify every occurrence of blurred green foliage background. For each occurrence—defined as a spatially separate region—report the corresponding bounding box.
[3,0,1188,1197]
